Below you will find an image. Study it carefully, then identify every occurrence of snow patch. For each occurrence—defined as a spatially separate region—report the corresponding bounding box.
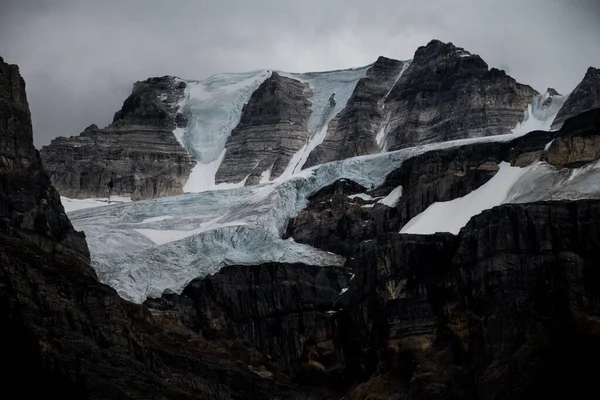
[379,186,403,207]
[61,196,132,213]
[512,91,567,134]
[400,162,531,234]
[141,216,173,224]
[348,193,373,201]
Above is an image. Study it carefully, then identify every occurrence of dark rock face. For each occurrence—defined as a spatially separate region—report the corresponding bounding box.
[288,109,600,258]
[551,67,600,130]
[215,72,312,185]
[0,57,88,261]
[0,57,317,400]
[336,200,600,399]
[40,76,195,200]
[383,40,538,151]
[147,262,350,380]
[304,57,405,168]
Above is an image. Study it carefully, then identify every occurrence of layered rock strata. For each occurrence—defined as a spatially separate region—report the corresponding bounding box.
[40,76,195,200]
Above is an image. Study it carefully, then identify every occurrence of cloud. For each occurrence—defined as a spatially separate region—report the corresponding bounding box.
[1,0,599,146]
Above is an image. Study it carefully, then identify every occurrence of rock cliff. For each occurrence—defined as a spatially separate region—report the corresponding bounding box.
[0,56,318,400]
[0,57,88,260]
[382,40,538,151]
[215,72,312,185]
[40,76,195,200]
[335,200,600,398]
[551,66,600,130]
[286,108,600,257]
[303,57,406,167]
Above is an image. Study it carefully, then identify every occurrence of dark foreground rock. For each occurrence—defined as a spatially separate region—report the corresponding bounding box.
[0,57,318,400]
[0,57,88,261]
[337,200,600,399]
[40,76,195,200]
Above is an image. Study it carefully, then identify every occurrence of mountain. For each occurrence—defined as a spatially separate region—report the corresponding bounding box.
[0,55,319,400]
[41,39,580,199]
[40,76,195,200]
[4,37,600,400]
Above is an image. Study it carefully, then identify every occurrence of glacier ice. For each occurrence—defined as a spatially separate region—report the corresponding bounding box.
[512,90,567,134]
[69,129,555,303]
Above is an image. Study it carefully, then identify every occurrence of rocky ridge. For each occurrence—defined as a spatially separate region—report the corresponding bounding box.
[551,66,600,130]
[0,56,320,400]
[40,76,195,200]
[303,57,406,167]
[382,40,539,151]
[215,72,313,185]
[38,39,589,194]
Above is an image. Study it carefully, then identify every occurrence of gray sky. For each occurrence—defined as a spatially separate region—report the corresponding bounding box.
[1,0,599,147]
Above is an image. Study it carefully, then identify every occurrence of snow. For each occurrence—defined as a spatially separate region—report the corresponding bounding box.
[183,149,249,192]
[544,139,555,151]
[140,216,173,224]
[278,66,370,175]
[511,90,567,134]
[177,70,271,163]
[61,196,132,213]
[70,125,600,303]
[379,186,403,207]
[348,193,373,201]
[376,60,412,150]
[340,287,349,295]
[400,162,532,234]
[259,164,273,184]
[135,220,248,246]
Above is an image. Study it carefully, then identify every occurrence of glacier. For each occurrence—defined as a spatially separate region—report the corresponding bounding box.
[64,79,584,303]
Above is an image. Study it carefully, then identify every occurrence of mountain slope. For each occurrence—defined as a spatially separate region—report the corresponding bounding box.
[40,39,585,199]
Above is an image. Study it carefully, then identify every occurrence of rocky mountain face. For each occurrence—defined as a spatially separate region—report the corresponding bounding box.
[551,66,600,130]
[39,39,580,195]
[382,40,538,151]
[303,57,406,168]
[40,76,195,200]
[0,57,88,260]
[0,56,322,400]
[286,108,600,258]
[336,200,600,399]
[215,72,312,185]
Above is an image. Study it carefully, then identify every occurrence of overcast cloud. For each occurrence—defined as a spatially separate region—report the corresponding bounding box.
[1,0,599,147]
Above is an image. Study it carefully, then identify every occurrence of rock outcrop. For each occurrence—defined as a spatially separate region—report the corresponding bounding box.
[287,108,600,257]
[551,66,600,130]
[303,57,405,167]
[0,57,88,260]
[382,40,538,151]
[40,76,195,200]
[215,72,312,185]
[336,200,600,399]
[0,57,317,400]
[147,262,350,379]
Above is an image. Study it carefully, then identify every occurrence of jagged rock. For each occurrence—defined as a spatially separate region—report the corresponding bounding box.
[40,76,195,200]
[147,262,350,379]
[215,72,312,185]
[551,67,600,130]
[336,200,600,399]
[0,57,320,400]
[288,109,600,257]
[0,57,88,261]
[383,40,538,151]
[303,57,405,168]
